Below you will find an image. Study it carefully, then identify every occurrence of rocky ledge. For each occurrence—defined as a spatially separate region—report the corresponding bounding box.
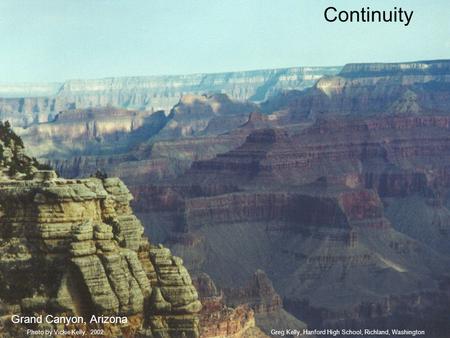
[262,59,450,121]
[193,273,268,338]
[0,66,340,128]
[0,170,201,337]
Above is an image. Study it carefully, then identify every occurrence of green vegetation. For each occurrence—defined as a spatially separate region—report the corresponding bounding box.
[0,120,53,178]
[92,169,108,180]
[0,121,24,148]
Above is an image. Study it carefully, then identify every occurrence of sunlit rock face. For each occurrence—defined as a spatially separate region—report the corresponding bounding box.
[0,83,62,126]
[262,59,450,121]
[15,94,271,197]
[16,107,169,159]
[0,66,340,128]
[0,175,202,337]
[0,83,61,98]
[0,127,201,337]
[0,66,340,191]
[156,93,258,139]
[193,273,269,338]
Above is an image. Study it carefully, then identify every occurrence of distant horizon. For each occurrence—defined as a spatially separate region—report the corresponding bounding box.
[1,57,450,85]
[1,0,449,83]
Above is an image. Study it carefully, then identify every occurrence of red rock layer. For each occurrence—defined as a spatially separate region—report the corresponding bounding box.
[193,274,259,338]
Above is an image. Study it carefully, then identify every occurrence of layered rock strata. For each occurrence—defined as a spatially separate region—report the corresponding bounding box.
[0,132,202,337]
[263,59,450,121]
[138,114,450,335]
[16,94,268,193]
[16,107,168,159]
[156,94,258,139]
[193,273,267,338]
[0,66,340,128]
[184,115,450,191]
[225,270,283,314]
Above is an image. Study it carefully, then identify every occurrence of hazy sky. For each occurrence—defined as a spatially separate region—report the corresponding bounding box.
[0,0,449,82]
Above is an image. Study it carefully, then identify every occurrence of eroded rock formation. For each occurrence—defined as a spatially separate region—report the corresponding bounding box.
[263,59,450,121]
[224,270,306,335]
[193,273,268,338]
[16,93,267,192]
[157,94,257,139]
[183,115,450,192]
[16,107,168,159]
[5,59,450,336]
[0,66,340,128]
[0,128,201,337]
[139,114,450,335]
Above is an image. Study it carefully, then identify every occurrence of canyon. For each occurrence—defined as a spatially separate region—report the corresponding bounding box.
[0,66,340,128]
[0,122,269,337]
[263,59,450,121]
[3,59,450,337]
[134,60,450,337]
[139,115,450,336]
[0,123,203,337]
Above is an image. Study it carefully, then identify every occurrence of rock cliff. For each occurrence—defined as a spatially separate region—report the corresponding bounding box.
[193,273,268,338]
[19,97,275,210]
[16,93,266,188]
[5,59,450,336]
[139,114,450,335]
[0,66,340,128]
[17,107,168,159]
[224,270,306,335]
[184,115,450,191]
[0,126,202,337]
[156,93,258,139]
[263,59,450,121]
[17,60,450,195]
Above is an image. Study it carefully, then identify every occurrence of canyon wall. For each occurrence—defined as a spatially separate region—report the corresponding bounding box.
[16,107,169,159]
[0,126,202,337]
[137,114,450,335]
[184,116,450,190]
[263,59,450,121]
[193,273,268,338]
[0,66,340,128]
[4,60,450,335]
[0,173,203,337]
